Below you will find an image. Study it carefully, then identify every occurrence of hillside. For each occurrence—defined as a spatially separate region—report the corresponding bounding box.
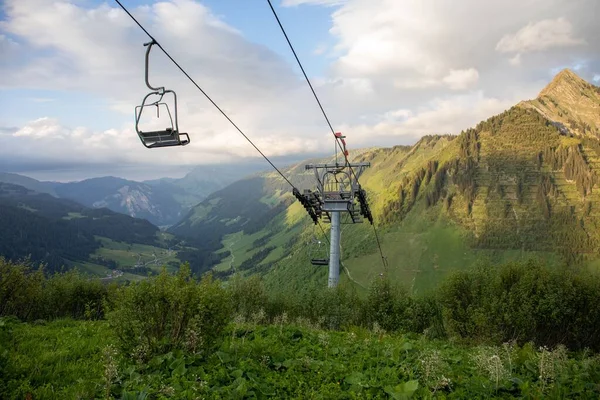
[171,70,600,292]
[0,182,184,275]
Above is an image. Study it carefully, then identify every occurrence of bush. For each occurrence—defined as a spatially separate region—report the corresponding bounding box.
[228,274,268,320]
[406,294,446,339]
[0,258,111,321]
[0,258,45,320]
[439,260,600,350]
[264,283,363,330]
[42,270,110,320]
[363,276,413,332]
[107,264,232,360]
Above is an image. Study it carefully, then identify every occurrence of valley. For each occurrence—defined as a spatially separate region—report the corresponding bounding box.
[164,69,600,292]
[2,70,600,293]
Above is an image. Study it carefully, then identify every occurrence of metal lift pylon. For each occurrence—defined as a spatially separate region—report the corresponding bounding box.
[294,133,374,288]
[304,161,370,287]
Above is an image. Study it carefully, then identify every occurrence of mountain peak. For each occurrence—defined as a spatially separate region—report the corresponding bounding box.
[538,68,590,98]
[517,69,600,138]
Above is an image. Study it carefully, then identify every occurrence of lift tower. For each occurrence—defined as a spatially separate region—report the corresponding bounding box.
[293,133,373,287]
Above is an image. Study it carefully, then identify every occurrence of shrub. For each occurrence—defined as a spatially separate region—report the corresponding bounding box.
[42,270,110,320]
[439,260,600,351]
[263,283,362,330]
[107,264,232,360]
[363,276,413,332]
[228,274,268,321]
[307,284,363,330]
[0,258,111,321]
[0,258,45,320]
[407,294,446,339]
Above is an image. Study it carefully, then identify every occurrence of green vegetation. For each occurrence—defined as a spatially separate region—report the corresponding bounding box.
[94,237,181,273]
[108,264,231,360]
[158,70,600,297]
[0,182,165,273]
[6,69,600,398]
[0,258,113,321]
[2,258,600,399]
[5,318,600,399]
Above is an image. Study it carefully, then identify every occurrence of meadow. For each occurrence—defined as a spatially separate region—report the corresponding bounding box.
[1,258,600,399]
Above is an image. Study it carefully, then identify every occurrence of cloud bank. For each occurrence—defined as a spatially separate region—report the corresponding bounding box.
[0,0,599,179]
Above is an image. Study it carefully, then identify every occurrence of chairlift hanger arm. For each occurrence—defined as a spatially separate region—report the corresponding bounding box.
[144,40,165,94]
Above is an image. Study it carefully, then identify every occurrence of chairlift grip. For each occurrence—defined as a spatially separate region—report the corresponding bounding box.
[144,40,165,95]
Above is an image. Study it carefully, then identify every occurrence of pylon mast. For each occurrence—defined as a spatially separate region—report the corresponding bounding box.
[295,154,372,287]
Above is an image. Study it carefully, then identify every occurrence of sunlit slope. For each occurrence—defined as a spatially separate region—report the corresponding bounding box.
[172,70,600,292]
[519,69,600,138]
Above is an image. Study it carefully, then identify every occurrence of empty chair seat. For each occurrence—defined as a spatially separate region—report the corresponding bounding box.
[139,128,190,148]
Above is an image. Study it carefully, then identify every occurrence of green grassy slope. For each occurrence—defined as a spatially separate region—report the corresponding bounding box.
[171,70,600,292]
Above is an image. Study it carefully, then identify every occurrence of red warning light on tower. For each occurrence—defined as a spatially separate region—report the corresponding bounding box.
[334,132,349,156]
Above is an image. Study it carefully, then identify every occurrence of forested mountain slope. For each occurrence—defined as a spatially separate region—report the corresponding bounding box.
[0,182,161,272]
[169,70,600,292]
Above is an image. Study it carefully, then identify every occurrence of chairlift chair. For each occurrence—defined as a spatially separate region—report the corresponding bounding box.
[135,40,190,149]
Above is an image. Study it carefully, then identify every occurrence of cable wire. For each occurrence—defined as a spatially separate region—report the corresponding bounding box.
[266,0,388,268]
[266,0,348,165]
[372,224,387,269]
[114,0,295,189]
[317,221,330,246]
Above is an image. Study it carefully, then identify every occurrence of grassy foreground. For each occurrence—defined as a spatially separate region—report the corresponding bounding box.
[2,318,600,399]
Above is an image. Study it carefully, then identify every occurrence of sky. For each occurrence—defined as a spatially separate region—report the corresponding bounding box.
[1,0,599,182]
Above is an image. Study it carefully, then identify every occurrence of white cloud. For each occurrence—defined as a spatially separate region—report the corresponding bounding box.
[442,68,480,90]
[1,0,599,179]
[341,91,515,146]
[281,0,347,6]
[383,109,412,120]
[3,116,319,169]
[496,17,584,54]
[509,54,522,66]
[14,117,69,138]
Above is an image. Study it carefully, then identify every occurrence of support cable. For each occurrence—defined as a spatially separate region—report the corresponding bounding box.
[115,0,295,189]
[317,221,330,246]
[266,0,349,165]
[266,0,388,268]
[372,224,388,269]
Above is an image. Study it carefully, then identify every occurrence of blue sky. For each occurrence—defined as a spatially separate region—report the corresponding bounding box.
[1,0,599,181]
[1,0,336,134]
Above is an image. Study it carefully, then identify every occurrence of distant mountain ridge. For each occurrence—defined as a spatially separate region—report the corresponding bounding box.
[0,172,57,196]
[53,176,184,227]
[0,163,270,226]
